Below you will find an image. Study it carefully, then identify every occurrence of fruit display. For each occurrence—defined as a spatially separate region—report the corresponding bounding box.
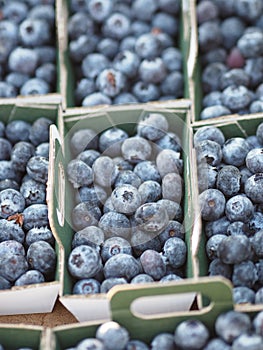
[196,0,263,120]
[0,1,57,98]
[51,309,263,350]
[194,120,263,306]
[64,111,189,295]
[0,117,57,290]
[65,0,184,106]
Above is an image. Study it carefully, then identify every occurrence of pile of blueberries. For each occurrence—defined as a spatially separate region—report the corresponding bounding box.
[195,123,263,305]
[68,0,184,106]
[66,112,187,294]
[65,309,263,350]
[0,117,57,289]
[0,0,56,98]
[197,0,263,120]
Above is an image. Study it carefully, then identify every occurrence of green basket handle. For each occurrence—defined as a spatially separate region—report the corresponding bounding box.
[108,276,233,342]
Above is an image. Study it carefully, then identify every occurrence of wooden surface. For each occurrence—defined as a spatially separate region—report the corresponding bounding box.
[0,300,78,328]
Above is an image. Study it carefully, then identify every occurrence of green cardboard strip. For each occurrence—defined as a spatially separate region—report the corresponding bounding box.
[0,325,43,350]
[50,276,233,350]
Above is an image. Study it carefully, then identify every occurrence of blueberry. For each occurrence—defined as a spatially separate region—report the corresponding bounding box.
[75,78,96,105]
[156,149,183,177]
[5,120,31,144]
[71,202,101,231]
[134,161,161,183]
[0,240,25,256]
[0,219,25,244]
[101,237,132,262]
[97,38,119,60]
[249,100,263,113]
[245,173,263,204]
[222,85,252,112]
[199,189,226,221]
[73,278,100,295]
[121,136,152,164]
[26,156,49,184]
[205,216,230,238]
[99,127,128,157]
[208,258,233,280]
[244,57,263,89]
[92,155,118,188]
[232,333,263,350]
[67,159,93,189]
[140,249,166,280]
[174,320,209,350]
[151,333,176,350]
[255,287,263,304]
[195,139,222,166]
[157,199,183,222]
[131,0,157,21]
[70,128,98,157]
[155,131,182,153]
[27,240,56,279]
[35,62,56,86]
[202,91,223,108]
[194,126,225,147]
[158,220,184,244]
[130,229,162,257]
[100,277,128,293]
[82,92,112,106]
[253,310,263,336]
[0,138,12,161]
[0,253,28,282]
[19,18,51,47]
[163,237,187,269]
[103,253,141,281]
[0,189,25,219]
[200,105,231,120]
[222,137,250,167]
[246,148,263,173]
[114,92,138,104]
[225,194,254,222]
[96,321,129,350]
[162,173,183,203]
[197,163,218,192]
[29,117,52,146]
[99,212,130,240]
[232,260,258,288]
[201,62,227,93]
[226,221,246,236]
[0,161,18,182]
[137,113,169,142]
[130,273,154,284]
[220,17,245,50]
[250,229,263,258]
[218,235,252,264]
[160,71,184,97]
[0,276,11,290]
[203,338,231,350]
[235,0,263,22]
[35,142,49,158]
[87,0,113,22]
[132,81,160,102]
[67,12,94,40]
[114,170,142,188]
[77,149,100,167]
[81,53,110,80]
[8,47,38,75]
[126,340,150,350]
[72,226,104,251]
[75,338,105,349]
[196,0,219,24]
[10,141,35,172]
[96,68,127,98]
[14,270,45,286]
[113,50,140,79]
[135,33,162,59]
[138,180,161,203]
[216,311,251,346]
[22,203,49,231]
[206,234,227,260]
[75,185,107,207]
[134,202,169,233]
[138,57,167,84]
[233,286,256,304]
[162,47,182,72]
[220,68,250,90]
[20,77,50,96]
[25,227,54,247]
[68,245,102,279]
[111,185,142,215]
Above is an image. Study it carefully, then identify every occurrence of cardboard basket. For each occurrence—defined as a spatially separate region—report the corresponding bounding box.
[0,324,45,350]
[188,0,263,124]
[56,0,192,111]
[192,113,263,313]
[48,101,200,322]
[0,100,63,315]
[44,276,234,350]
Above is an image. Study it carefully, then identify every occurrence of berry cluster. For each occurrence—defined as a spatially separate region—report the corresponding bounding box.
[0,118,56,289]
[195,124,263,304]
[66,113,187,294]
[0,0,56,97]
[68,0,184,106]
[197,0,263,120]
[64,309,263,350]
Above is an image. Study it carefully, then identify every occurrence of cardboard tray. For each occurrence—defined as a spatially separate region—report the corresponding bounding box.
[0,100,62,315]
[191,113,263,313]
[0,323,45,350]
[45,276,234,350]
[56,0,192,111]
[188,0,263,124]
[48,100,200,322]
